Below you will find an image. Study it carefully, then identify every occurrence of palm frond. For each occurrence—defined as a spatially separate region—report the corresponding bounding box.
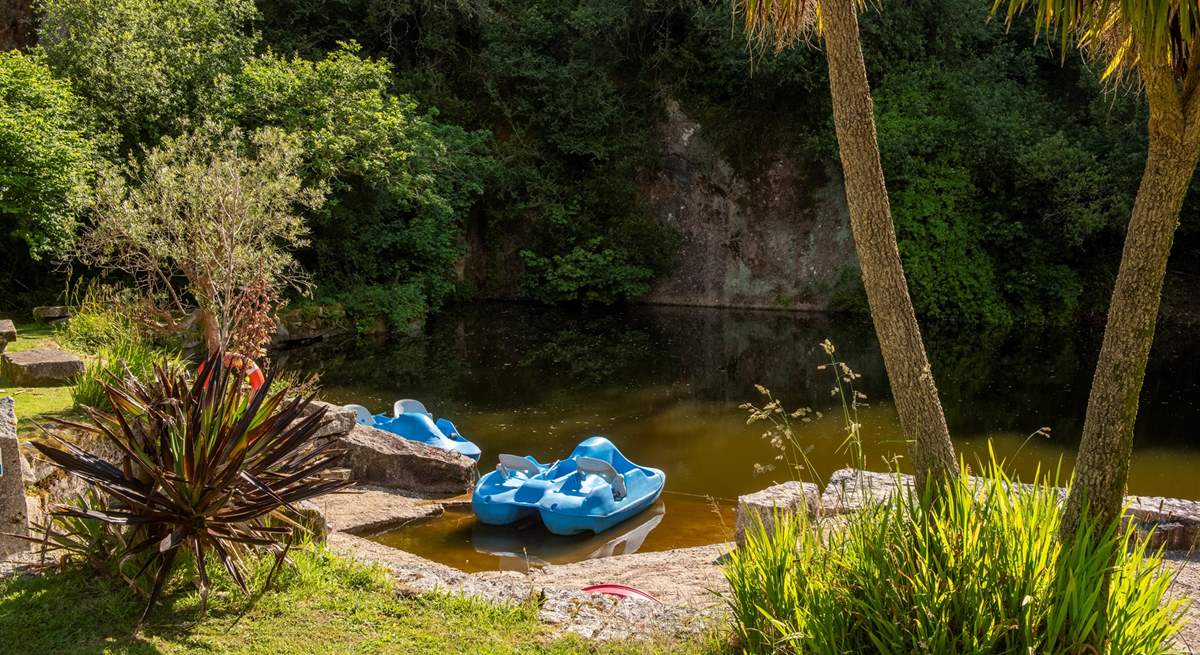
[994,0,1200,82]
[734,0,820,52]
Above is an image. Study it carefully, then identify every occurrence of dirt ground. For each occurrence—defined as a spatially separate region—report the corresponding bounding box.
[1167,552,1200,652]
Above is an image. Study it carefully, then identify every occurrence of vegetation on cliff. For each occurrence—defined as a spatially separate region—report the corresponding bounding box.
[0,0,1195,328]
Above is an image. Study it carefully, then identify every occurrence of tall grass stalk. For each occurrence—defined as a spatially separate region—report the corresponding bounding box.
[72,341,184,410]
[741,339,868,486]
[55,282,144,354]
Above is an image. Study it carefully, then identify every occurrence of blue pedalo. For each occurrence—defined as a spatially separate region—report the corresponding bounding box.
[345,399,482,461]
[472,436,664,535]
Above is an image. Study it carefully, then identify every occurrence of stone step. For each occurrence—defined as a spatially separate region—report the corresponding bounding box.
[1,348,85,387]
[0,320,15,353]
[31,306,70,322]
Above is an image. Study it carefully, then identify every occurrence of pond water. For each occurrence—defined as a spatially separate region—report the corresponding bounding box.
[276,303,1200,572]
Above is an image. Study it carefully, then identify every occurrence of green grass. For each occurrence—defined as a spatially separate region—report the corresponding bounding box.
[724,460,1187,654]
[2,322,81,430]
[4,322,58,353]
[0,548,721,655]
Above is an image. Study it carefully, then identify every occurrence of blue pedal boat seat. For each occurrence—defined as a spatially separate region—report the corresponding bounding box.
[473,454,578,526]
[536,437,665,535]
[471,436,664,535]
[344,402,482,461]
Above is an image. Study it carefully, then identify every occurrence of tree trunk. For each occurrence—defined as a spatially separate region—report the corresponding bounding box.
[199,308,222,356]
[1060,86,1200,541]
[820,0,959,491]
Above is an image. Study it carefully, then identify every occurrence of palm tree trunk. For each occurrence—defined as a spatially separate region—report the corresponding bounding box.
[820,0,958,491]
[1060,88,1200,540]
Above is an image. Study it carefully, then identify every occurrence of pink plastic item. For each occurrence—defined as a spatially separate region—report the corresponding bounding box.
[581,583,661,603]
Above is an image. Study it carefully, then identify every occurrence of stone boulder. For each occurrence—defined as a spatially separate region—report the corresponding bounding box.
[0,320,15,352]
[0,397,29,557]
[1,348,84,386]
[31,306,70,322]
[1126,495,1200,551]
[820,468,912,514]
[300,399,356,440]
[735,480,821,547]
[272,305,350,347]
[337,423,474,496]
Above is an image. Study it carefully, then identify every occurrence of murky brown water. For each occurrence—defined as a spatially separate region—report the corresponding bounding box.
[277,303,1200,572]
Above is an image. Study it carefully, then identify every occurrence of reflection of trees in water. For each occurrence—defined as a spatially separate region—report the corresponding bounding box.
[276,303,1197,449]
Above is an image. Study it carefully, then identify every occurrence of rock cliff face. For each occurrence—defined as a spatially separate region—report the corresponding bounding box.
[463,98,859,310]
[642,99,858,311]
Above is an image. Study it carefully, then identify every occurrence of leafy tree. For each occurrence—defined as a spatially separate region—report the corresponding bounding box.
[208,43,492,324]
[77,123,321,354]
[254,0,679,306]
[0,50,95,261]
[996,0,1200,555]
[734,0,960,492]
[37,0,257,150]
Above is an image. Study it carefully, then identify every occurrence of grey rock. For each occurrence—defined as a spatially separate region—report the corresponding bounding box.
[0,397,29,557]
[1126,495,1200,551]
[820,468,912,514]
[310,485,442,534]
[31,306,70,321]
[0,320,15,352]
[1,348,84,386]
[641,98,858,312]
[272,306,349,347]
[338,423,474,496]
[735,480,821,547]
[539,588,716,641]
[301,400,356,440]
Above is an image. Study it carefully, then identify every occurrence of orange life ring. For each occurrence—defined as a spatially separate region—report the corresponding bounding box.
[198,352,265,392]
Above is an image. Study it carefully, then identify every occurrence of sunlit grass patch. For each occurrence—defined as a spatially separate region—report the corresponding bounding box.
[5,322,60,353]
[0,548,721,655]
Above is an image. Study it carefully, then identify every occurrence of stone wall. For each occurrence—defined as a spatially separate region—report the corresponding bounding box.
[0,397,29,557]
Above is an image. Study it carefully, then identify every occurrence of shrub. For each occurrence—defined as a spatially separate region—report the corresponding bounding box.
[54,283,145,354]
[0,50,97,261]
[30,352,352,621]
[331,282,428,334]
[37,0,257,150]
[724,462,1187,654]
[209,43,492,317]
[77,123,321,354]
[71,340,185,410]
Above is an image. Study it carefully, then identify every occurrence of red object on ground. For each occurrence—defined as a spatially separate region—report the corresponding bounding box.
[197,352,265,392]
[581,583,661,603]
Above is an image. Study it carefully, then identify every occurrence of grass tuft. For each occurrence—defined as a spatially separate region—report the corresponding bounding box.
[724,458,1188,654]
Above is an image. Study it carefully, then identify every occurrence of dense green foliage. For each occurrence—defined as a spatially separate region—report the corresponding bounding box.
[257,0,683,305]
[37,0,257,151]
[725,463,1185,654]
[5,0,1197,324]
[0,51,94,261]
[209,44,492,321]
[250,0,1177,324]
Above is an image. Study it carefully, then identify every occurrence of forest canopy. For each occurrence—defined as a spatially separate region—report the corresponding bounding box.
[1,0,1193,327]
